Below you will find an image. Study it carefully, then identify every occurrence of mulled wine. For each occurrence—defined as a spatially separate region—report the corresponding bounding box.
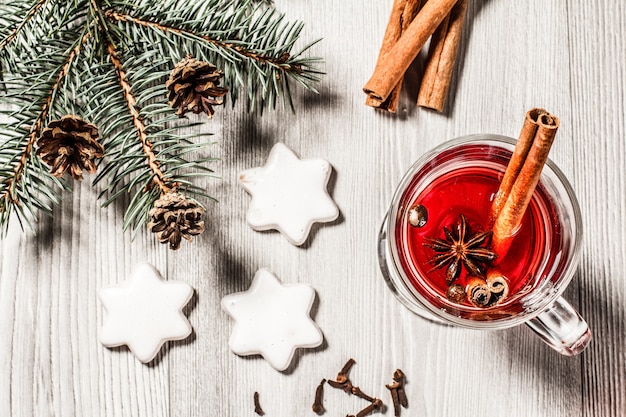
[379,135,581,327]
[395,142,565,310]
[379,134,589,355]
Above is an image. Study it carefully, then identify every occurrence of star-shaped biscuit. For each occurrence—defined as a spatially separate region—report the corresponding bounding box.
[238,142,339,246]
[98,263,194,363]
[221,268,323,371]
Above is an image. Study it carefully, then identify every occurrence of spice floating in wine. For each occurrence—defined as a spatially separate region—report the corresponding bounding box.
[408,204,428,228]
[423,214,496,285]
[446,284,466,303]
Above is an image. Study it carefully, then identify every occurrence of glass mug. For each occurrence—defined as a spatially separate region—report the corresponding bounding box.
[378,134,591,356]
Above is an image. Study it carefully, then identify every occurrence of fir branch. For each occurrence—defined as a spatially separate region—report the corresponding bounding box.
[0,0,54,78]
[86,40,217,235]
[0,0,49,51]
[106,41,172,194]
[103,0,323,110]
[5,32,90,198]
[0,0,322,242]
[104,9,301,71]
[0,30,90,233]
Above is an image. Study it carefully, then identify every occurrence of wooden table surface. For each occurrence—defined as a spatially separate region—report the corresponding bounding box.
[1,1,625,416]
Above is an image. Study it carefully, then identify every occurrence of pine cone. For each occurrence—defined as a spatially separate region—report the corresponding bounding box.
[147,191,205,250]
[166,55,228,118]
[36,115,104,181]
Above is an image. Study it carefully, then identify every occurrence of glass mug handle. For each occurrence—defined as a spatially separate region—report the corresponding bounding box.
[525,297,591,356]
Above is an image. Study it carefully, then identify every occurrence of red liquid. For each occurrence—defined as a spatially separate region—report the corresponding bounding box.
[394,144,564,310]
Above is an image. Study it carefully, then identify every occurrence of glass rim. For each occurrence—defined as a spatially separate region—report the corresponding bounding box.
[385,134,583,329]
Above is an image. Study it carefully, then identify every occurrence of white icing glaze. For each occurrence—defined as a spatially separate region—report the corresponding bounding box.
[98,263,194,363]
[221,268,323,371]
[238,142,339,246]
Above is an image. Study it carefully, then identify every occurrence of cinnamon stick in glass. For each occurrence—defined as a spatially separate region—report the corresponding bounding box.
[363,0,459,102]
[366,0,423,112]
[491,110,560,259]
[417,0,467,112]
[489,108,547,225]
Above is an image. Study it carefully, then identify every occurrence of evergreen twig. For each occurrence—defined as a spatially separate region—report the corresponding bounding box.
[106,41,172,194]
[105,9,301,71]
[0,0,322,244]
[0,0,49,51]
[7,32,90,201]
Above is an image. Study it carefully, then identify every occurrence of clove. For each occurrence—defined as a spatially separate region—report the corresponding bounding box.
[351,386,376,403]
[254,391,264,416]
[329,358,357,393]
[385,382,401,417]
[329,379,377,404]
[393,370,408,408]
[328,378,353,393]
[356,398,383,417]
[386,369,408,416]
[397,386,408,408]
[327,358,383,417]
[392,369,404,381]
[312,379,326,414]
[336,358,356,384]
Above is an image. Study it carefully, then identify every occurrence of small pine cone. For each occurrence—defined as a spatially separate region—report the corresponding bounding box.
[147,191,205,250]
[36,115,104,181]
[166,55,228,118]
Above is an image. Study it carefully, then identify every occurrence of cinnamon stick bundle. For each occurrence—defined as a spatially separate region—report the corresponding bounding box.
[417,0,468,111]
[491,109,560,259]
[365,0,423,112]
[363,0,459,103]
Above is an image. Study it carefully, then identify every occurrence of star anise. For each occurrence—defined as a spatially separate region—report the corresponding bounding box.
[423,214,496,285]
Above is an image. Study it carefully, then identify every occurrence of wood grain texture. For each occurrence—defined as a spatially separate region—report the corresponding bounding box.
[567,2,626,416]
[1,1,624,416]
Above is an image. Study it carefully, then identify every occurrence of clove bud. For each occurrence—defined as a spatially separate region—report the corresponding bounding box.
[386,369,408,416]
[351,386,376,403]
[253,391,264,416]
[356,398,383,417]
[312,379,326,414]
[336,358,356,384]
[328,378,353,393]
[393,369,408,408]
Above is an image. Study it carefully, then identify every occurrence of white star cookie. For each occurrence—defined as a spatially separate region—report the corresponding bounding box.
[98,263,194,363]
[238,142,339,246]
[221,268,323,371]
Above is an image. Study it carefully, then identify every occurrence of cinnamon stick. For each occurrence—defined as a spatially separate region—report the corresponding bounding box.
[491,111,560,259]
[366,0,423,112]
[489,108,547,225]
[417,0,467,112]
[363,0,459,102]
